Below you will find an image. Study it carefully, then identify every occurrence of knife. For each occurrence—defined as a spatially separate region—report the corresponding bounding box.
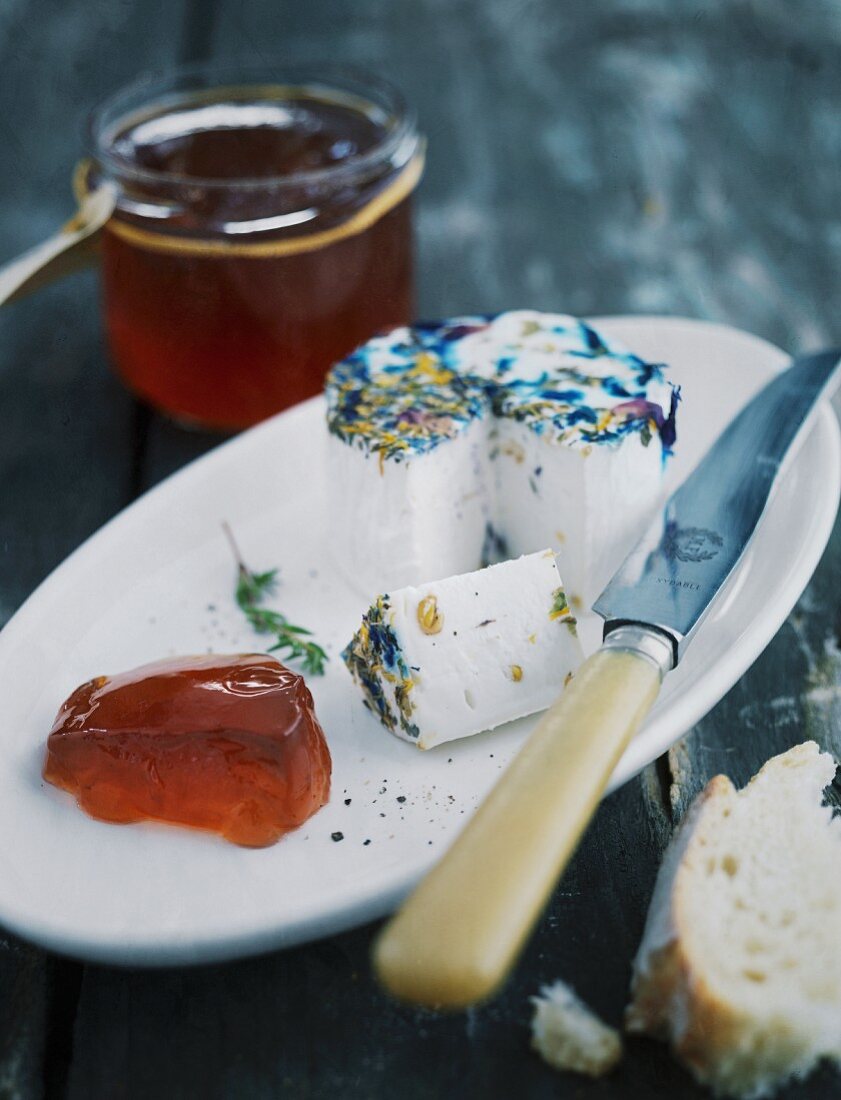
[373,347,841,1010]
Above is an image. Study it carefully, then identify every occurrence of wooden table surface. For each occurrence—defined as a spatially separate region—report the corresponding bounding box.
[2,1,840,1096]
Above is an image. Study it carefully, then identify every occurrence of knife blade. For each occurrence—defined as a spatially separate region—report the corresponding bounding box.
[594,348,841,661]
[373,349,841,1010]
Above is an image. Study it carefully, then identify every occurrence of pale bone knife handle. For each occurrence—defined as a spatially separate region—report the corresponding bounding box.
[374,624,674,1009]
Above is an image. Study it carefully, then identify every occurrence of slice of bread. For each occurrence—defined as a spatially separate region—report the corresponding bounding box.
[626,741,841,1098]
[531,980,622,1076]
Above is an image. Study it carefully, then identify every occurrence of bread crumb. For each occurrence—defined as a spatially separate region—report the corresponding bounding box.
[530,980,622,1076]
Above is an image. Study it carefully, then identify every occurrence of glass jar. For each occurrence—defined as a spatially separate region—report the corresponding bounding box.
[84,62,423,431]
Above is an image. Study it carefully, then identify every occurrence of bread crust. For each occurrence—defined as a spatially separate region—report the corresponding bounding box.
[627,777,739,1053]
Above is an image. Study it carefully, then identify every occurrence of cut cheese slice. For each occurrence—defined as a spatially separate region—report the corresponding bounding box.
[342,550,583,749]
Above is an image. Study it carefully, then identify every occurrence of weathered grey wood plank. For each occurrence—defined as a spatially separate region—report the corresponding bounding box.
[0,276,135,619]
[1,0,840,1096]
[0,938,46,1100]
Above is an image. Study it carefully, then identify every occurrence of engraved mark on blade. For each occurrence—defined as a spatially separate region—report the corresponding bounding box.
[663,526,724,564]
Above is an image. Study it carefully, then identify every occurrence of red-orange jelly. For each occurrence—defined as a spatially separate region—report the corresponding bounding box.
[42,654,331,847]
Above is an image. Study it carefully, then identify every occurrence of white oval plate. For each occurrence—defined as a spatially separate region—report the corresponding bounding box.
[0,317,837,966]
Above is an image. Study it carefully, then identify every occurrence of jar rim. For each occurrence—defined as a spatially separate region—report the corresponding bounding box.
[87,59,419,192]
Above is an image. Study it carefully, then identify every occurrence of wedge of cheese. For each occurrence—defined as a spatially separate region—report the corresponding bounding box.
[342,550,583,749]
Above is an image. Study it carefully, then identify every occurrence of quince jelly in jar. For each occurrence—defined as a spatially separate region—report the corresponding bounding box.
[88,64,423,430]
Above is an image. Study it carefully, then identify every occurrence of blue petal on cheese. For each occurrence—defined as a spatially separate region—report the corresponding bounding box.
[325,319,491,464]
[325,310,679,605]
[342,551,583,749]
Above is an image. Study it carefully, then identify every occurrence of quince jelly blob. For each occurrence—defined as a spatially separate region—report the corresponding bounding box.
[43,654,331,847]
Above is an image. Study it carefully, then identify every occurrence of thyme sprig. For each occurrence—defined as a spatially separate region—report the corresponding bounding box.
[223,523,328,676]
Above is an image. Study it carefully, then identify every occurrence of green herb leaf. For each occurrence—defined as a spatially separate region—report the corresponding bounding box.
[223,523,328,676]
